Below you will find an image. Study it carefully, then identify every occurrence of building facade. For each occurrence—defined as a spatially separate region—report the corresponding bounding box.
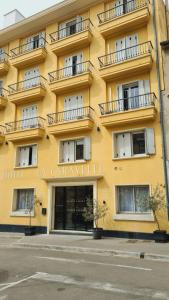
[0,0,168,237]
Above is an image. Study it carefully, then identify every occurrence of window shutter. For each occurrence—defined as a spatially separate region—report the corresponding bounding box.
[123,133,131,157]
[64,56,72,76]
[19,148,24,166]
[84,137,91,160]
[26,37,33,51]
[146,128,155,155]
[139,80,150,106]
[38,32,45,47]
[62,141,69,162]
[76,16,83,32]
[68,141,75,162]
[115,133,124,158]
[139,80,150,95]
[116,85,124,111]
[59,22,66,39]
[32,145,37,165]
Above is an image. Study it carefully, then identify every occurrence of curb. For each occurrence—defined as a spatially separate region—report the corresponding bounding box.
[9,242,169,262]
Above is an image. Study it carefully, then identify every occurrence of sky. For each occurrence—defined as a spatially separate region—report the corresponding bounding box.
[0,0,62,29]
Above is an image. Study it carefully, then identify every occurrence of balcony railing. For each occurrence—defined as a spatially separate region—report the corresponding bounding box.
[99,93,156,115]
[49,61,92,82]
[98,42,153,67]
[48,106,94,125]
[6,117,45,133]
[0,52,9,63]
[50,19,93,42]
[8,76,46,94]
[0,125,5,135]
[97,0,149,24]
[0,88,8,98]
[10,38,47,57]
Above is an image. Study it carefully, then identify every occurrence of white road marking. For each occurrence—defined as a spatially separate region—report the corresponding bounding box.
[32,272,169,299]
[0,275,35,292]
[36,256,152,271]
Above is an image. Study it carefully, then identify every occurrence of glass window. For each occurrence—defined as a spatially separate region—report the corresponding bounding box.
[16,189,34,211]
[132,132,145,155]
[117,186,149,213]
[17,145,37,167]
[115,130,146,158]
[76,139,84,160]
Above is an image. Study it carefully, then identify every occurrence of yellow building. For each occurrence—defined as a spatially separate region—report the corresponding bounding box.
[0,0,168,237]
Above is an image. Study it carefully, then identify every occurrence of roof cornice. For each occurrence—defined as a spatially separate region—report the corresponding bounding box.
[0,0,103,47]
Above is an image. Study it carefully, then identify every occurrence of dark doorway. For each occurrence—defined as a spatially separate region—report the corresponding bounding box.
[54,185,93,231]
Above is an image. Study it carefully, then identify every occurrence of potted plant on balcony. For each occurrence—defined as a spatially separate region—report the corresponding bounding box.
[83,199,108,239]
[24,195,42,236]
[137,185,168,243]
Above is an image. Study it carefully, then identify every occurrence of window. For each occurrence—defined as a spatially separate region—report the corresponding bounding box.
[117,186,149,213]
[132,132,145,155]
[60,137,90,163]
[16,145,37,167]
[59,16,83,39]
[14,189,34,212]
[116,80,150,111]
[114,128,155,158]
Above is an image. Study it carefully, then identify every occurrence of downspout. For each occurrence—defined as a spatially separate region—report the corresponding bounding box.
[152,0,169,217]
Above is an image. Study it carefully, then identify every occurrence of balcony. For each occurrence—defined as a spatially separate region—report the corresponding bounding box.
[98,42,153,81]
[0,52,9,76]
[50,19,93,55]
[48,61,93,94]
[5,117,45,142]
[10,38,47,69]
[97,0,150,38]
[0,126,5,144]
[8,76,46,105]
[47,106,94,135]
[0,88,8,110]
[99,93,156,127]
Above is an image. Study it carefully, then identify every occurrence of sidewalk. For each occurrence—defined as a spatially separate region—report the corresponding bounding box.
[1,232,169,261]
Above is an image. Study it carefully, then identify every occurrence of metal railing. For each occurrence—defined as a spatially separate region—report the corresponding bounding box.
[48,106,94,125]
[0,88,8,98]
[0,125,5,135]
[98,42,153,67]
[10,37,47,57]
[99,93,156,115]
[6,117,45,133]
[8,76,46,94]
[50,18,93,42]
[48,61,92,82]
[97,0,149,23]
[0,52,9,63]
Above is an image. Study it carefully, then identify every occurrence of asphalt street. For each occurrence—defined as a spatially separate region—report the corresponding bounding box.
[0,237,169,299]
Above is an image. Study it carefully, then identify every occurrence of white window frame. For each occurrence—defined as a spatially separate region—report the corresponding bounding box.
[113,128,155,159]
[113,185,154,222]
[15,143,38,168]
[58,136,91,164]
[11,188,35,217]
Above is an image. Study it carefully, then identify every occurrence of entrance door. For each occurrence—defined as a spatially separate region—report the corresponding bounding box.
[54,185,93,231]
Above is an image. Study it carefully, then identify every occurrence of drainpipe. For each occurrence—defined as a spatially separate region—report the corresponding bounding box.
[152,0,169,217]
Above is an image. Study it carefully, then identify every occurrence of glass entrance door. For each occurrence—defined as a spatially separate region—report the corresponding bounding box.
[54,185,93,231]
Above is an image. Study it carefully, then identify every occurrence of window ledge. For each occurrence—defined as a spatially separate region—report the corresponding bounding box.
[14,165,38,170]
[113,154,150,161]
[10,211,35,217]
[113,214,154,222]
[58,160,87,166]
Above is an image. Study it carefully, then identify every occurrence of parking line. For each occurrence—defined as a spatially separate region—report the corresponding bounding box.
[33,272,168,299]
[36,256,152,271]
[0,275,36,292]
